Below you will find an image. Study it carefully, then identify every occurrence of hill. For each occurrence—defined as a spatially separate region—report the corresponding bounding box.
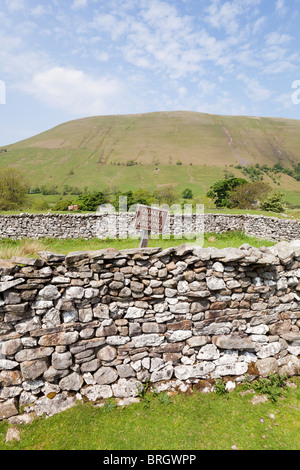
[1,111,300,202]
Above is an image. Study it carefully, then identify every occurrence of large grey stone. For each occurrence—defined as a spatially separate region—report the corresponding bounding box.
[59,372,83,391]
[20,358,49,381]
[256,357,278,377]
[0,278,25,293]
[206,277,226,290]
[124,307,145,319]
[213,362,248,377]
[1,338,22,356]
[150,365,173,382]
[112,378,141,398]
[167,330,192,343]
[256,342,281,359]
[213,335,255,351]
[0,359,19,370]
[15,347,54,362]
[94,367,118,385]
[131,334,164,348]
[52,351,73,370]
[106,336,130,346]
[197,344,220,360]
[39,285,61,300]
[0,398,19,421]
[81,385,112,401]
[174,362,215,380]
[38,331,79,347]
[33,392,77,417]
[116,364,135,378]
[65,286,85,299]
[97,345,117,362]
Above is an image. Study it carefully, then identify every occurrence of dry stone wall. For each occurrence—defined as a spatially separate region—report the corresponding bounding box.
[0,240,300,420]
[0,212,300,241]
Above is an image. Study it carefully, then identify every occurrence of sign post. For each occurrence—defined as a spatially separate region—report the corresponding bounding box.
[134,204,169,248]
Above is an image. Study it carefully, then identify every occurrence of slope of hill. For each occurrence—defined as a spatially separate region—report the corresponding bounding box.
[1,111,300,200]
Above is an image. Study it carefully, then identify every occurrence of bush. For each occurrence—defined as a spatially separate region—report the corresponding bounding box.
[52,199,73,211]
[182,188,193,199]
[112,190,158,211]
[260,192,285,213]
[0,168,29,210]
[154,186,178,205]
[228,181,271,209]
[30,198,50,211]
[76,192,108,211]
[207,178,247,208]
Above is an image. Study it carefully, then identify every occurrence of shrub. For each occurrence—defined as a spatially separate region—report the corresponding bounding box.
[228,181,271,209]
[182,188,193,199]
[52,199,73,211]
[206,178,247,208]
[260,192,285,213]
[30,198,50,211]
[0,168,30,210]
[76,192,108,211]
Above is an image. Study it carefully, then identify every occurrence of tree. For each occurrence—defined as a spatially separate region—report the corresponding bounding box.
[228,181,271,209]
[260,192,285,213]
[0,168,29,210]
[112,189,158,211]
[154,186,178,205]
[76,192,108,211]
[206,178,247,208]
[52,199,73,211]
[182,188,193,199]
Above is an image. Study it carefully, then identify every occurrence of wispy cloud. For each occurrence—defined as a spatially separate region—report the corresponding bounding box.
[0,0,299,140]
[5,0,26,12]
[238,73,272,101]
[275,0,287,16]
[18,66,127,116]
[71,0,88,10]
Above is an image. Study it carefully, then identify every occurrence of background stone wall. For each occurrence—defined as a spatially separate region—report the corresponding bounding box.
[0,240,300,420]
[0,212,300,241]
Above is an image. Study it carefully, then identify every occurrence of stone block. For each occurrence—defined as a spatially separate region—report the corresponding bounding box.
[213,335,255,351]
[0,399,18,421]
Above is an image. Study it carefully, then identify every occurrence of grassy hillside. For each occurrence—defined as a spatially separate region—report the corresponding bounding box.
[1,111,299,202]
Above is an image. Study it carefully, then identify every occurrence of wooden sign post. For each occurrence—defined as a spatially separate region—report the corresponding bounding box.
[134,204,169,248]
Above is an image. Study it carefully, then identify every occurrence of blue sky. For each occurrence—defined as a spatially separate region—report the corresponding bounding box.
[1,0,300,146]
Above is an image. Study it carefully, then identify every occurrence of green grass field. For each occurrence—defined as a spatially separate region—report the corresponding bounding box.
[0,232,275,259]
[0,377,299,450]
[1,111,300,200]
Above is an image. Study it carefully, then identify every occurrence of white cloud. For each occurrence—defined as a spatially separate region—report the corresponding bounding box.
[204,0,261,36]
[275,0,287,16]
[265,32,291,45]
[276,92,294,110]
[5,0,26,12]
[252,16,266,35]
[238,73,271,101]
[178,86,187,98]
[91,13,128,40]
[0,38,51,80]
[19,66,126,116]
[198,80,216,96]
[30,5,47,17]
[205,0,241,35]
[71,0,88,10]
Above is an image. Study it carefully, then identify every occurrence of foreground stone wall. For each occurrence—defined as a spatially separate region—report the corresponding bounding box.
[0,212,300,241]
[0,240,300,420]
